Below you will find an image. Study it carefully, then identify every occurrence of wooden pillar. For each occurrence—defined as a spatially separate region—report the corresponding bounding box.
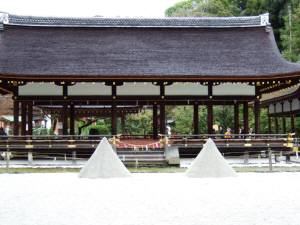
[207,82,213,134]
[62,102,68,135]
[159,102,166,135]
[159,84,166,135]
[207,102,213,134]
[69,103,75,135]
[13,100,19,136]
[275,117,279,134]
[111,102,117,135]
[282,117,286,134]
[121,114,125,134]
[243,102,249,134]
[254,99,260,134]
[153,103,158,139]
[111,85,117,135]
[21,102,27,136]
[193,103,199,135]
[291,114,295,133]
[268,115,272,134]
[234,102,239,134]
[27,101,33,136]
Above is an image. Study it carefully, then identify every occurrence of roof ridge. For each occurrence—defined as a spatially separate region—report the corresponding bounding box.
[0,12,270,28]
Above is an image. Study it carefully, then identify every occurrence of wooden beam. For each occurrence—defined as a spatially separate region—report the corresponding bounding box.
[207,102,213,134]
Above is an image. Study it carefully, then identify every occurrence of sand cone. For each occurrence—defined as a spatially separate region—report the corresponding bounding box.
[79,137,131,178]
[186,138,237,178]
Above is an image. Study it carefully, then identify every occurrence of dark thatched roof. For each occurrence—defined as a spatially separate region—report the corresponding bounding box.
[0,13,300,80]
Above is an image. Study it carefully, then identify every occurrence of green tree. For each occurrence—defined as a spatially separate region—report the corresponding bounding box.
[165,0,240,17]
[281,3,300,62]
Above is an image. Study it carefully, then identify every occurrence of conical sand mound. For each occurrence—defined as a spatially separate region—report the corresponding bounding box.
[79,137,131,178]
[186,138,237,178]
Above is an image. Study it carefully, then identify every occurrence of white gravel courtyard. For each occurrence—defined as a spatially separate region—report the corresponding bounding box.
[0,172,300,225]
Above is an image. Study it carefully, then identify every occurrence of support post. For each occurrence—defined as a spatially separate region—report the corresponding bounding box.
[153,103,158,139]
[282,117,286,134]
[234,102,239,135]
[207,82,213,134]
[291,114,295,133]
[13,100,19,136]
[69,103,75,135]
[193,103,199,135]
[243,102,249,134]
[275,117,279,134]
[159,102,166,135]
[207,102,213,134]
[111,85,117,136]
[21,102,27,136]
[27,101,33,136]
[121,114,125,134]
[268,115,272,134]
[254,99,260,134]
[111,102,117,135]
[62,102,68,135]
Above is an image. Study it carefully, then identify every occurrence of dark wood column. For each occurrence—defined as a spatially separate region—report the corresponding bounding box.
[291,114,295,133]
[62,102,68,135]
[268,115,272,134]
[121,114,125,134]
[21,102,27,136]
[159,102,166,135]
[275,117,279,134]
[282,117,286,134]
[254,99,260,134]
[69,103,75,135]
[13,100,19,136]
[193,103,199,135]
[159,84,166,135]
[111,102,117,135]
[111,85,117,135]
[153,103,158,139]
[27,101,33,136]
[243,102,249,134]
[234,102,239,134]
[207,82,213,134]
[207,102,213,134]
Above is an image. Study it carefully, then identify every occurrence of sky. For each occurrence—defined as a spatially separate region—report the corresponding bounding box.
[0,0,180,17]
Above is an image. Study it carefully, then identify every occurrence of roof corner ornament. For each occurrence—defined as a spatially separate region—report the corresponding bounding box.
[0,12,8,30]
[260,13,270,26]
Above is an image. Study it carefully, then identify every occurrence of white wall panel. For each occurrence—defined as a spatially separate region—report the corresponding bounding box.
[69,83,111,96]
[19,83,62,96]
[292,98,300,111]
[283,100,290,112]
[165,83,207,96]
[117,83,159,96]
[275,102,282,113]
[269,104,275,114]
[213,83,255,96]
